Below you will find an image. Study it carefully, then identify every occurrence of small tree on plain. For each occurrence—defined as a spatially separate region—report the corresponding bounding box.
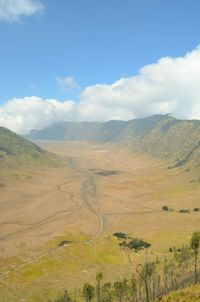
[53,290,73,302]
[113,279,129,302]
[140,261,156,302]
[83,283,95,302]
[96,272,103,302]
[101,282,113,302]
[129,275,137,302]
[191,232,200,284]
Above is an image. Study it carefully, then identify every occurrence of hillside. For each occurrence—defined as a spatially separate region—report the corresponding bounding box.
[28,121,102,141]
[0,126,59,167]
[1,140,200,302]
[27,114,200,168]
[157,283,200,301]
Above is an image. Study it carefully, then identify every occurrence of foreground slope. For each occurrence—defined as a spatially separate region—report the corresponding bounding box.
[0,126,59,167]
[27,114,200,168]
[157,284,200,302]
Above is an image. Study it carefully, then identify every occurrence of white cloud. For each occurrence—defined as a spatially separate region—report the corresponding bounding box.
[0,0,44,22]
[0,97,76,134]
[1,46,200,134]
[78,46,200,121]
[56,76,80,92]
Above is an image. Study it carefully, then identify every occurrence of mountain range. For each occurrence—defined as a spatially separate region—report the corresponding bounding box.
[27,114,200,168]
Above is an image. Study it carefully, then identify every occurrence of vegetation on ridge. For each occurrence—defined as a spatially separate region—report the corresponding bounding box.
[27,114,200,168]
[0,126,60,167]
[46,232,200,302]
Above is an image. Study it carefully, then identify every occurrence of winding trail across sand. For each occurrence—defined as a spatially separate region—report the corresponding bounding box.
[0,180,79,242]
[80,174,105,238]
[0,144,166,280]
[0,165,105,277]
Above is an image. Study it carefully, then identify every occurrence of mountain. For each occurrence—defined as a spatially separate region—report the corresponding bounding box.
[0,126,59,167]
[27,114,200,168]
[115,114,200,167]
[28,121,102,141]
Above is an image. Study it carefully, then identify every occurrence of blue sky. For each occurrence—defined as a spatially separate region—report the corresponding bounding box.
[1,0,200,133]
[1,0,200,102]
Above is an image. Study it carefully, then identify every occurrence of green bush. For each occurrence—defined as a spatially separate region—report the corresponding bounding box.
[193,208,200,212]
[113,232,127,239]
[179,209,190,213]
[120,238,151,251]
[162,205,169,211]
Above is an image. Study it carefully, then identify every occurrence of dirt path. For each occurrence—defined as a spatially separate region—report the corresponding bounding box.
[0,161,104,277]
[0,143,167,280]
[0,178,81,277]
[80,174,105,239]
[0,180,79,242]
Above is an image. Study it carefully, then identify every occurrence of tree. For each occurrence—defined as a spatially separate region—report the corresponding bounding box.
[113,279,129,302]
[122,238,151,251]
[83,283,95,302]
[190,232,200,284]
[113,232,127,239]
[101,282,113,302]
[140,261,156,302]
[129,275,137,302]
[174,245,192,272]
[53,290,73,302]
[96,272,103,302]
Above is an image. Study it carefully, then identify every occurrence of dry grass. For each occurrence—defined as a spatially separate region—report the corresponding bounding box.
[157,284,200,301]
[0,141,200,301]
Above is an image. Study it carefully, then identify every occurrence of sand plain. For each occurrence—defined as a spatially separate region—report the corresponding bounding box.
[0,141,200,301]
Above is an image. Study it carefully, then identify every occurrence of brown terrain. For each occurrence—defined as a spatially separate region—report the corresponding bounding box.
[0,141,200,301]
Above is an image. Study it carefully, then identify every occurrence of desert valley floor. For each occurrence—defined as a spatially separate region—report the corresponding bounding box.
[1,141,200,301]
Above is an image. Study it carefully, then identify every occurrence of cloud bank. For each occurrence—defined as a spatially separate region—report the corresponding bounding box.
[0,97,76,134]
[0,0,44,22]
[1,46,200,134]
[78,46,200,122]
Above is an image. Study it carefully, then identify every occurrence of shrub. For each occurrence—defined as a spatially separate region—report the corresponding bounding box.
[113,232,127,239]
[179,209,190,213]
[162,205,169,211]
[58,240,72,247]
[51,290,73,302]
[169,246,181,253]
[162,206,174,212]
[121,238,151,251]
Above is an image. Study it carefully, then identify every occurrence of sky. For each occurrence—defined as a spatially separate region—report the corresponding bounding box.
[1,0,200,133]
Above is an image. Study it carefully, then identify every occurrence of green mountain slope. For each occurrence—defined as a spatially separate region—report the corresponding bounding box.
[116,115,200,167]
[156,283,200,302]
[0,126,59,167]
[27,114,200,168]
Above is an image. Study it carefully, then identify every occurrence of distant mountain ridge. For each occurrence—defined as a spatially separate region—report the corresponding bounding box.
[27,114,200,168]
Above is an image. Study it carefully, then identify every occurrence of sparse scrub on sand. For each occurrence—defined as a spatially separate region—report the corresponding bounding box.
[179,208,190,213]
[1,142,200,301]
[162,206,174,212]
[48,232,200,302]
